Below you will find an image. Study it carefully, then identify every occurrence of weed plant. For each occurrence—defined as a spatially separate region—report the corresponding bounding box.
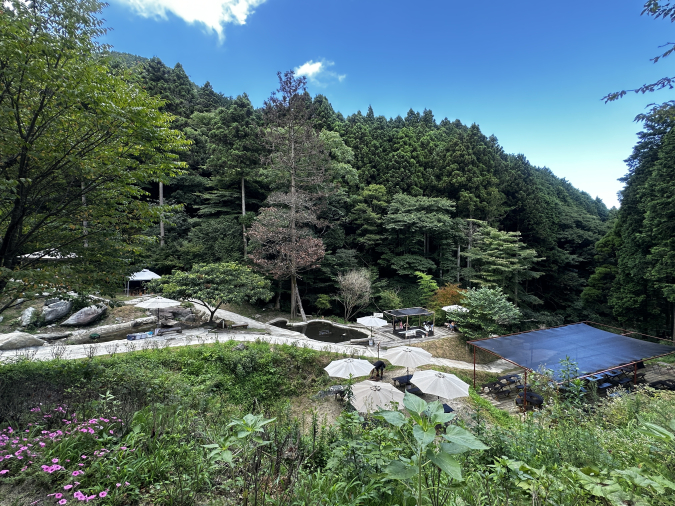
[1,342,675,505]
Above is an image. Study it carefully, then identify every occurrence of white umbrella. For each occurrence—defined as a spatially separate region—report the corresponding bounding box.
[351,380,405,413]
[383,346,432,375]
[135,297,180,327]
[442,305,468,313]
[356,316,388,328]
[324,358,374,379]
[411,369,470,400]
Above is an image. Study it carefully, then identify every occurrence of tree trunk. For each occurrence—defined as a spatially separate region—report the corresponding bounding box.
[82,182,88,248]
[241,176,247,258]
[290,275,297,320]
[274,280,281,310]
[295,282,307,322]
[457,244,461,284]
[159,181,164,247]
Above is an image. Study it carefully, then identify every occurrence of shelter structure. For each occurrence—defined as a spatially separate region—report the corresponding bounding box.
[383,307,435,339]
[468,322,675,404]
[125,269,161,296]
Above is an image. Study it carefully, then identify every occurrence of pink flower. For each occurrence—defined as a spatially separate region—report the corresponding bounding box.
[98,491,107,498]
[0,470,9,475]
[125,481,129,486]
[64,485,73,490]
[116,483,121,487]
[52,458,59,463]
[59,499,67,505]
[55,493,63,499]
[80,455,87,459]
[73,491,85,500]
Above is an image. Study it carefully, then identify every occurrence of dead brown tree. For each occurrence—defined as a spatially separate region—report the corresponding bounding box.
[248,71,331,321]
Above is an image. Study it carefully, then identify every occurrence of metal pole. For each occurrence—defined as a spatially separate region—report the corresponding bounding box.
[523,370,528,411]
[633,363,637,387]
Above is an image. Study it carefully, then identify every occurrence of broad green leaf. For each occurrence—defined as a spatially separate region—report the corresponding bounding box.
[384,460,416,480]
[426,400,444,417]
[431,412,455,425]
[443,425,489,450]
[202,443,220,449]
[440,442,469,455]
[638,422,674,441]
[614,468,665,493]
[403,391,427,415]
[429,450,462,480]
[650,475,675,491]
[413,425,436,448]
[378,410,406,427]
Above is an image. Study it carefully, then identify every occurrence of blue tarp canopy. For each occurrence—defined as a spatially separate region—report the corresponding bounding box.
[469,323,675,379]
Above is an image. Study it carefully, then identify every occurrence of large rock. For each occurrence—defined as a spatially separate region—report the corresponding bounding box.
[34,332,72,341]
[44,297,61,306]
[20,307,37,327]
[42,300,72,323]
[61,304,107,326]
[0,331,46,350]
[66,316,155,344]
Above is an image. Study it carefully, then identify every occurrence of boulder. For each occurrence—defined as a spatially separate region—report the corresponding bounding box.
[20,307,37,327]
[42,300,72,323]
[0,331,46,350]
[34,332,72,341]
[44,297,61,306]
[61,304,107,326]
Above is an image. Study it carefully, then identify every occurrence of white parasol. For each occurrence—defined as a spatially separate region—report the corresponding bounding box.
[351,380,405,413]
[324,358,375,379]
[135,296,180,327]
[411,369,470,400]
[356,316,388,328]
[382,346,432,375]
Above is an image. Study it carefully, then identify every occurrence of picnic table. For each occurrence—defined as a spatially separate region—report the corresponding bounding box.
[482,381,511,399]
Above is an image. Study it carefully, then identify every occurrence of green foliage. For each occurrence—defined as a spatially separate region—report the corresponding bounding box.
[415,271,439,307]
[0,0,188,310]
[378,289,402,311]
[375,393,488,506]
[149,262,272,321]
[452,287,521,340]
[465,225,544,307]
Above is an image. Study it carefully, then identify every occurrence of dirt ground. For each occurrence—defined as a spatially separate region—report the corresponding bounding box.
[411,335,495,364]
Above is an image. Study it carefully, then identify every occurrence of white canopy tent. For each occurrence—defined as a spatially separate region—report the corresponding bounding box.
[126,269,161,295]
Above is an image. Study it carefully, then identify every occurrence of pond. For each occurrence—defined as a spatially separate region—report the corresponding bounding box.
[271,320,369,344]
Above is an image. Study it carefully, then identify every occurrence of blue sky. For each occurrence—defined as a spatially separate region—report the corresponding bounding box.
[103,1,675,208]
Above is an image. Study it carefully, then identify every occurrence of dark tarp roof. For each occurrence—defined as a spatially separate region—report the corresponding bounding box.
[385,307,434,317]
[470,323,675,379]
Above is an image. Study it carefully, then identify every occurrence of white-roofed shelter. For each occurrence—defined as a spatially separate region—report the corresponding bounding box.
[126,269,161,295]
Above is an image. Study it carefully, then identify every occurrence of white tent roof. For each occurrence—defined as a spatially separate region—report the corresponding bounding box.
[129,269,161,281]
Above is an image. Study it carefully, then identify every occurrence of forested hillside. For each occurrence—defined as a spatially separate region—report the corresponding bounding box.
[583,107,675,339]
[110,53,613,328]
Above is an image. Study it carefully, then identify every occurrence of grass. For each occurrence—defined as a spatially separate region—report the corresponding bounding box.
[411,335,495,364]
[2,340,675,505]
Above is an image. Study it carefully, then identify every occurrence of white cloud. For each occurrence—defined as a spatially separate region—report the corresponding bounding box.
[117,0,267,40]
[294,59,346,87]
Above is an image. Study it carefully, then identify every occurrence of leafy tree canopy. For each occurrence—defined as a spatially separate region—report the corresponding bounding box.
[149,262,273,322]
